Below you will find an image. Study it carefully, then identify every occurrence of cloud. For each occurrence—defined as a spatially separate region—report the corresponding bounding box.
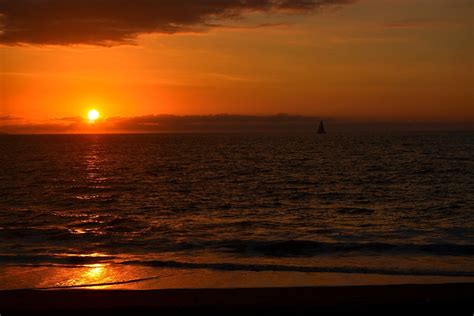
[0,114,321,133]
[0,116,82,133]
[108,114,322,132]
[0,115,21,121]
[382,19,462,30]
[2,114,472,134]
[0,0,355,46]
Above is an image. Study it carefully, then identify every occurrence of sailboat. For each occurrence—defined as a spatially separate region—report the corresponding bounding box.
[317,120,326,134]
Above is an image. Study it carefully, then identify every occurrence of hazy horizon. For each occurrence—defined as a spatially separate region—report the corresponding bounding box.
[1,113,473,134]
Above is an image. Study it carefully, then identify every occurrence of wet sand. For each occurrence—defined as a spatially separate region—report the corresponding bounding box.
[1,283,473,315]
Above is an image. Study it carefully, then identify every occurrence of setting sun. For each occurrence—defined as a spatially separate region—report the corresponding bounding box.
[87,109,100,122]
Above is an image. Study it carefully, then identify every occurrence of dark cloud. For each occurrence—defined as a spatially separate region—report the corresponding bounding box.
[107,114,321,132]
[1,115,472,134]
[0,0,355,46]
[0,115,21,121]
[0,114,321,133]
[0,116,82,133]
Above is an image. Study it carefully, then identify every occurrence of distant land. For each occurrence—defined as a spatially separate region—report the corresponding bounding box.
[0,114,473,134]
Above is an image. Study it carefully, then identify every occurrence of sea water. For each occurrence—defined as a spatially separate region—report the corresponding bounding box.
[0,132,473,289]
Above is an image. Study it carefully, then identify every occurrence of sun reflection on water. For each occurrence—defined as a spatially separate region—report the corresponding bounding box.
[63,263,114,288]
[74,137,113,202]
[83,264,105,281]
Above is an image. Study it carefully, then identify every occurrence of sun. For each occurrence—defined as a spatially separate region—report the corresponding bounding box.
[87,109,100,122]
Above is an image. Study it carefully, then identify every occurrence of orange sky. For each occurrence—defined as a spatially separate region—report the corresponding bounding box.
[1,0,473,132]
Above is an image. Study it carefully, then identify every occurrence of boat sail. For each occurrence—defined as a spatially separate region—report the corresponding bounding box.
[317,120,326,134]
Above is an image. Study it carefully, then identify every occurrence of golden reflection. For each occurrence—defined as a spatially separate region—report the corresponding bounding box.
[85,147,100,181]
[80,252,107,258]
[51,263,113,288]
[64,263,114,288]
[83,264,105,281]
[79,137,111,201]
[51,253,115,287]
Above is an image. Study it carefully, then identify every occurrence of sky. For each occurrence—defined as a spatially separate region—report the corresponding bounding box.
[0,0,473,133]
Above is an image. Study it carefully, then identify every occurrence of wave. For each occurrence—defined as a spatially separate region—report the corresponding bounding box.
[183,240,474,257]
[336,207,375,215]
[15,276,162,290]
[0,254,117,265]
[5,258,474,278]
[120,260,474,277]
[1,240,473,263]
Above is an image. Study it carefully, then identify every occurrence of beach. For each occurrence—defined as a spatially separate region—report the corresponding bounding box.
[1,283,473,315]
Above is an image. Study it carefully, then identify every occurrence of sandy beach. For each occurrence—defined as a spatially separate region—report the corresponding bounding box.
[1,282,473,315]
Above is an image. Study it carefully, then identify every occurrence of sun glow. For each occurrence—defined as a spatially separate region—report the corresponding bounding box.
[87,109,100,122]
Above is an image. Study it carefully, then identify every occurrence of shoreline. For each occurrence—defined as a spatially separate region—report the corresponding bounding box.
[1,283,473,315]
[2,265,474,291]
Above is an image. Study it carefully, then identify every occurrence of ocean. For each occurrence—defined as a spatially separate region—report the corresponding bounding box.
[0,132,473,289]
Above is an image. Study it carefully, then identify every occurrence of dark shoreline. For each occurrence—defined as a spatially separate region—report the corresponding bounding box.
[1,282,473,315]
